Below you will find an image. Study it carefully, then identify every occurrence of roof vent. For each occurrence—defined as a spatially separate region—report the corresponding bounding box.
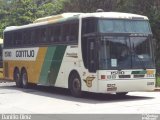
[96,9,104,12]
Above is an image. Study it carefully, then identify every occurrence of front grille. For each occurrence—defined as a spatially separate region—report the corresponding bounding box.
[119,75,131,78]
[134,74,145,78]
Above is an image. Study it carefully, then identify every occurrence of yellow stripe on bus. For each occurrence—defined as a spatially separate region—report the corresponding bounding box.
[4,47,47,83]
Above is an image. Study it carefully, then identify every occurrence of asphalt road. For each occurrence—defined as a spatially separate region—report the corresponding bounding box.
[0,82,160,114]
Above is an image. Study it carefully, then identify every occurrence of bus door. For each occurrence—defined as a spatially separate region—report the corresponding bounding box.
[87,38,97,73]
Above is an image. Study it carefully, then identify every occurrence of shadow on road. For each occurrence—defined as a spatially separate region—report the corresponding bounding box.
[0,82,154,104]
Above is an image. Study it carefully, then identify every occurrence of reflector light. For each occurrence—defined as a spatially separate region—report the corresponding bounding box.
[101,75,106,79]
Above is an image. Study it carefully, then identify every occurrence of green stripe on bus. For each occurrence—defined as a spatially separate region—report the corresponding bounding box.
[48,45,67,85]
[131,70,147,74]
[39,47,56,85]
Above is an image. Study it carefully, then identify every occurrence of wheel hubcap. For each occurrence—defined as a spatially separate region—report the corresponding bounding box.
[22,73,27,85]
[15,73,19,80]
[73,78,80,91]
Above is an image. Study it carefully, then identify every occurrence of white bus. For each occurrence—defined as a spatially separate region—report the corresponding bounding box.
[3,12,155,97]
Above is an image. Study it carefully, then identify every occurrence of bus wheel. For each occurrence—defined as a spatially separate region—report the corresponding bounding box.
[21,69,28,88]
[116,92,128,97]
[14,69,22,88]
[69,73,82,97]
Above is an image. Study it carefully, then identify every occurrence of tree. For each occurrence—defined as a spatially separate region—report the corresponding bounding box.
[0,0,66,37]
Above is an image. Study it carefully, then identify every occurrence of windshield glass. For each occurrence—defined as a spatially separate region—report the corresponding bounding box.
[98,19,151,34]
[99,36,155,70]
[130,37,154,69]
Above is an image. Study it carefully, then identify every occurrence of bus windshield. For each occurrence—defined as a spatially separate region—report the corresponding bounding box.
[99,36,155,70]
[98,19,151,34]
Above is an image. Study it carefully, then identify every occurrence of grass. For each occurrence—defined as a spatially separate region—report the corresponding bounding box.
[156,76,160,87]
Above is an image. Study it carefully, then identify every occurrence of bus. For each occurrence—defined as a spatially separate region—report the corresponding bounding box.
[3,12,155,97]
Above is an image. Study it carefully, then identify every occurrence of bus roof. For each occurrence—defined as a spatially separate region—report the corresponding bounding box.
[81,12,148,20]
[4,12,148,32]
[33,13,81,23]
[4,13,81,32]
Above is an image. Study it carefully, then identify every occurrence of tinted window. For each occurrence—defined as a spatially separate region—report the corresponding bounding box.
[4,19,79,48]
[35,28,40,44]
[98,19,151,33]
[54,25,61,42]
[70,22,78,42]
[39,28,48,44]
[23,30,31,45]
[82,18,97,35]
[62,21,78,43]
[48,26,55,43]
[31,29,35,44]
[4,32,13,47]
[17,31,22,45]
[99,36,155,70]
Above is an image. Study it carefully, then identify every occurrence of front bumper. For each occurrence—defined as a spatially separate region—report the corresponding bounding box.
[97,78,155,93]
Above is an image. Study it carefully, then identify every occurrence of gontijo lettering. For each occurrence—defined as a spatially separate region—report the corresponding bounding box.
[16,50,34,57]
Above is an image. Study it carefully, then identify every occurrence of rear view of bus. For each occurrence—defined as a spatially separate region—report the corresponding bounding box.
[81,12,155,96]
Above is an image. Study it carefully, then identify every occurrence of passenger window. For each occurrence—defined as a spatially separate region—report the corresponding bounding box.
[40,28,48,43]
[17,31,22,46]
[35,28,41,44]
[23,30,31,45]
[82,18,97,35]
[62,23,70,42]
[31,29,35,45]
[70,22,78,42]
[48,26,55,43]
[54,25,61,42]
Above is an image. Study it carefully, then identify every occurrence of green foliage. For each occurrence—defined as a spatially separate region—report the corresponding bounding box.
[36,0,65,17]
[0,0,66,37]
[156,77,160,87]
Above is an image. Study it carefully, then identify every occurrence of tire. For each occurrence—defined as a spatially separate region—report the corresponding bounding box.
[21,69,28,88]
[69,73,82,97]
[14,69,22,88]
[116,92,128,96]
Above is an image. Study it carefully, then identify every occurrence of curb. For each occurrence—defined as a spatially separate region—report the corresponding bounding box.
[154,87,160,91]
